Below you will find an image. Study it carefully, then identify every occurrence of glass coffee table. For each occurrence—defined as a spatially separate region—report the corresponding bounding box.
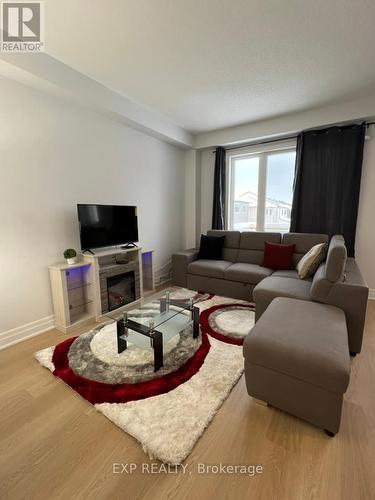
[104,290,200,371]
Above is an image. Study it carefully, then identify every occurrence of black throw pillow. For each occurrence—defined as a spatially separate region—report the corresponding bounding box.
[198,234,225,260]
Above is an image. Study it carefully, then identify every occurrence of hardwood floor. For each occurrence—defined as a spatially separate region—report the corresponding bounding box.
[1,301,375,500]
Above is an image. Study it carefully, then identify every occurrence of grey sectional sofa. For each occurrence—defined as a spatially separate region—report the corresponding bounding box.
[243,297,351,435]
[172,230,369,354]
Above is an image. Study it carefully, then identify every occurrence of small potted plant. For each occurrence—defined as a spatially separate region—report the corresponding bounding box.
[63,248,78,265]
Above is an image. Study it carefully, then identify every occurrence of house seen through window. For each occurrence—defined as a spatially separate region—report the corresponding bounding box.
[227,142,296,233]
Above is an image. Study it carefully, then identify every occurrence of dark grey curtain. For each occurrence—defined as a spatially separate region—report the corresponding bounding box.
[290,123,366,257]
[212,146,226,230]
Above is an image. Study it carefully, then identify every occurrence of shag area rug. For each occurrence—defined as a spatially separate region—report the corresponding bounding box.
[36,289,255,464]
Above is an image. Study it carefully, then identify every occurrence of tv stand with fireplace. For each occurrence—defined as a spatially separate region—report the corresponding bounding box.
[49,247,155,333]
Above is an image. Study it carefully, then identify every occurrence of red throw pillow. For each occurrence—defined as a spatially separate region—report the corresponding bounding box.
[262,241,295,270]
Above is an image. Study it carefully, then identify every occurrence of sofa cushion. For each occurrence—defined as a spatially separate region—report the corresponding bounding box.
[237,232,281,265]
[224,263,273,285]
[188,259,232,279]
[282,233,329,267]
[271,269,308,280]
[207,230,240,262]
[243,297,350,393]
[253,276,312,317]
[198,234,225,260]
[262,242,295,270]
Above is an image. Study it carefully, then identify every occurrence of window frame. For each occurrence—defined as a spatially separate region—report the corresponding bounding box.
[226,139,297,232]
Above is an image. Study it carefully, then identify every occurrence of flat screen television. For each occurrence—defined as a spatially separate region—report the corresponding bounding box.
[77,204,139,250]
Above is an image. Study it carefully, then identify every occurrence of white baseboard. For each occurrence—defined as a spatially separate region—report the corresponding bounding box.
[0,315,55,350]
[1,286,372,350]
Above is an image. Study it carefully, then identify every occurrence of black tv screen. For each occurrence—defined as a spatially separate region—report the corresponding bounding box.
[77,204,139,250]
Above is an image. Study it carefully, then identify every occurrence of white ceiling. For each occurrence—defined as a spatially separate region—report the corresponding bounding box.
[44,0,375,134]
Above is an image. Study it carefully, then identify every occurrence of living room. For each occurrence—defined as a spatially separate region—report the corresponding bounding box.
[1,1,374,499]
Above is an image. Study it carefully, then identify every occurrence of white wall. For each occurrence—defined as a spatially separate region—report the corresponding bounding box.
[198,136,375,291]
[184,150,198,249]
[0,76,186,334]
[356,128,375,292]
[0,53,194,148]
[195,92,375,149]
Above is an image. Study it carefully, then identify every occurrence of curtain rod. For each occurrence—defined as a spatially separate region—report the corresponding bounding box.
[212,121,375,153]
[219,134,297,152]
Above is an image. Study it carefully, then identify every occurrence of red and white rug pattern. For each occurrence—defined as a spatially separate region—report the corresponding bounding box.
[35,289,255,464]
[199,296,255,345]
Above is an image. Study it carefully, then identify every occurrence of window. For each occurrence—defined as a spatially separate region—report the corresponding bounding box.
[227,141,296,233]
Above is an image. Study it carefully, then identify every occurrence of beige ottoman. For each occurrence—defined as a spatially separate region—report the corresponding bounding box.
[243,297,351,435]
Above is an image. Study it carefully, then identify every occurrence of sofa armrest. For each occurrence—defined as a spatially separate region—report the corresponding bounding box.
[311,258,369,353]
[172,248,199,287]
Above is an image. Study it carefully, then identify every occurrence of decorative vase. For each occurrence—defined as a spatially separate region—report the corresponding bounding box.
[67,257,78,265]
